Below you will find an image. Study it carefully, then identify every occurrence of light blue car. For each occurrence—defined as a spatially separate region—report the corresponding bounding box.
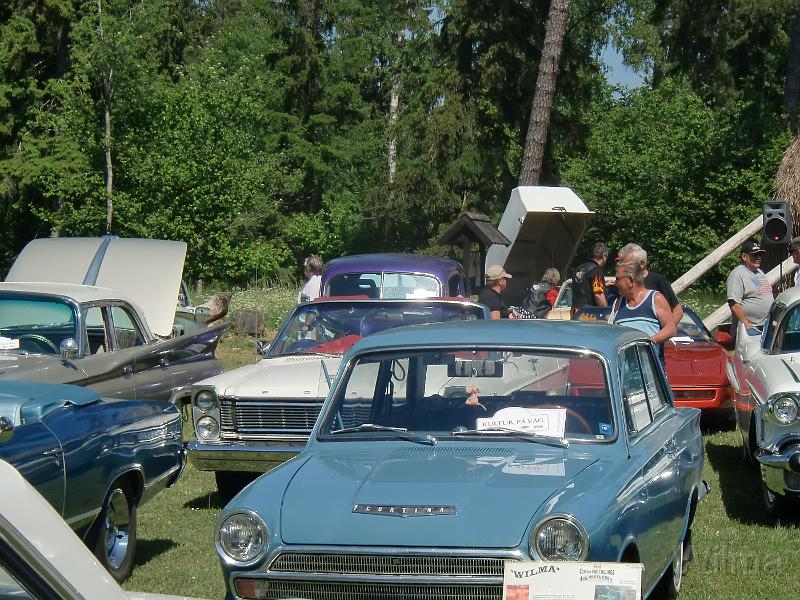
[214,320,708,600]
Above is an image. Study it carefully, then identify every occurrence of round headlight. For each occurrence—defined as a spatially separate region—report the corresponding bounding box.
[773,396,800,425]
[196,415,220,440]
[195,390,218,412]
[531,515,589,561]
[217,511,267,565]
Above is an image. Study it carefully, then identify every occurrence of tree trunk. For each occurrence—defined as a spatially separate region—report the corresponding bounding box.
[97,0,113,233]
[786,10,800,134]
[519,0,571,186]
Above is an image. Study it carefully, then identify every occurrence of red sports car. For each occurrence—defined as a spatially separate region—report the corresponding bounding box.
[574,305,733,418]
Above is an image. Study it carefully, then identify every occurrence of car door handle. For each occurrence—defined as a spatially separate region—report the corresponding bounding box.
[159,356,169,367]
[122,365,133,375]
[42,447,63,457]
[665,439,679,458]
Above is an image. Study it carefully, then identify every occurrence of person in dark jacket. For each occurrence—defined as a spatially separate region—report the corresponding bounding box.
[523,268,560,318]
[570,242,609,316]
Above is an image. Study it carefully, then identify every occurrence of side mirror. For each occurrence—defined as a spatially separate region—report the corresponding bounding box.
[59,338,78,359]
[256,340,272,356]
[0,416,13,445]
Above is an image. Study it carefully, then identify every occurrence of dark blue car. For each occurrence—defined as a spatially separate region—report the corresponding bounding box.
[0,381,184,582]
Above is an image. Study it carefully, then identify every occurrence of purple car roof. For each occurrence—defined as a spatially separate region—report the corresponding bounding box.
[322,253,462,279]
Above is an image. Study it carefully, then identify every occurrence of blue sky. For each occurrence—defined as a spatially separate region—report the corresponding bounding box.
[601,44,645,89]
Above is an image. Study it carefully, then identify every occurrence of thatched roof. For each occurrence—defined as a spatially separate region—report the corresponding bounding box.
[775,134,800,228]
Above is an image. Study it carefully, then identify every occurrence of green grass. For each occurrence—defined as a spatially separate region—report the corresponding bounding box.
[122,286,800,599]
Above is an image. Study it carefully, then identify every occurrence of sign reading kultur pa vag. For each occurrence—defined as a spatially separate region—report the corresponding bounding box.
[503,561,643,600]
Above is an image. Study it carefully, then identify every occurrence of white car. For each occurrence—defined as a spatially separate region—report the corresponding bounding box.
[728,285,800,515]
[0,458,206,600]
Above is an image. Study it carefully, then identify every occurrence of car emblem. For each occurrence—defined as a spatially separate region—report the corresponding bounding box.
[353,504,457,517]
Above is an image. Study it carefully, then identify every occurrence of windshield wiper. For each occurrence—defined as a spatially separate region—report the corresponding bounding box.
[330,423,437,446]
[450,427,569,448]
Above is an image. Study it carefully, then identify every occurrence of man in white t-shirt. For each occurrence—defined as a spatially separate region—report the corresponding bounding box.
[726,240,773,339]
[298,255,323,303]
[791,236,800,287]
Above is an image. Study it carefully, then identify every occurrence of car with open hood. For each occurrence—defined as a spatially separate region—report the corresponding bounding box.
[0,380,184,582]
[0,457,205,600]
[728,285,800,515]
[0,236,225,400]
[185,297,488,502]
[215,320,707,600]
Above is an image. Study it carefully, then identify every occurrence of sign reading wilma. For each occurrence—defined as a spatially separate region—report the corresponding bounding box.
[503,561,643,600]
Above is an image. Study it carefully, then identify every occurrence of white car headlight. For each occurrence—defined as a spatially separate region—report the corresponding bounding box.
[772,395,800,425]
[531,515,589,561]
[195,389,218,412]
[217,511,267,565]
[196,416,220,440]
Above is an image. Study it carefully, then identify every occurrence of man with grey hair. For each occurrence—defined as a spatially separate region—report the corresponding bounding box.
[616,243,683,325]
[612,257,676,365]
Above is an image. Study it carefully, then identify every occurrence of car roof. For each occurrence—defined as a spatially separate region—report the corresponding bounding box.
[322,254,462,276]
[348,318,647,358]
[0,281,120,304]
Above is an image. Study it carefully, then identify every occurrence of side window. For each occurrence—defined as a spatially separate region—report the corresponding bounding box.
[110,306,144,350]
[448,275,462,297]
[637,344,669,415]
[775,305,800,353]
[620,346,652,434]
[85,306,109,354]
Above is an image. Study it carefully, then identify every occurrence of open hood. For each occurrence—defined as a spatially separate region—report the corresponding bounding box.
[6,237,186,337]
[279,446,598,548]
[485,187,593,304]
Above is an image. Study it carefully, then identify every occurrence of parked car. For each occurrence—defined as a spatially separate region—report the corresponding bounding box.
[546,277,616,320]
[186,297,488,502]
[0,380,184,581]
[0,236,225,400]
[573,305,733,419]
[215,320,707,600]
[319,253,468,299]
[0,458,206,600]
[728,285,800,514]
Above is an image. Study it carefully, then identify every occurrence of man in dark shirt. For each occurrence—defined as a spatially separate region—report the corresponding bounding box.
[571,242,609,316]
[616,243,683,325]
[479,265,512,319]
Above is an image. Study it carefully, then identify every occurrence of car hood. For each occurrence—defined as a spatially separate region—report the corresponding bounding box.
[279,445,598,548]
[0,352,86,384]
[665,340,729,387]
[208,355,343,398]
[6,237,186,337]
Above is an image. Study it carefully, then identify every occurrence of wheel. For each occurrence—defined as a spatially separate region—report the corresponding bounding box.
[651,533,688,600]
[16,333,58,353]
[741,424,759,468]
[760,474,789,517]
[89,480,137,582]
[215,471,259,506]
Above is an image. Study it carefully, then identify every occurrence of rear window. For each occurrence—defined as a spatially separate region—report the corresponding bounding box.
[326,272,440,299]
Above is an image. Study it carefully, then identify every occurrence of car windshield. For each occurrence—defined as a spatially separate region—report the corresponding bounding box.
[269,301,485,357]
[0,296,78,355]
[674,308,711,342]
[327,272,440,299]
[318,348,614,442]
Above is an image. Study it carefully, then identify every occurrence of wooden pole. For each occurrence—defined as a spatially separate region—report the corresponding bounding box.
[672,215,762,294]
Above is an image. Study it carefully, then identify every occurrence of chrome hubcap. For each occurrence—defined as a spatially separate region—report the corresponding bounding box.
[104,488,130,569]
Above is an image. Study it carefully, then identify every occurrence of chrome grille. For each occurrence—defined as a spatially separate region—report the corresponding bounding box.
[259,581,501,600]
[220,399,322,435]
[270,553,504,576]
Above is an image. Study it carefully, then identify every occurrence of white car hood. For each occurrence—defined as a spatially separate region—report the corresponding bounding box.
[204,354,344,398]
[6,237,186,337]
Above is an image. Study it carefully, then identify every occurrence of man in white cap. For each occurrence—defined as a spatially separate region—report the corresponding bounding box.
[479,265,512,319]
[727,240,773,338]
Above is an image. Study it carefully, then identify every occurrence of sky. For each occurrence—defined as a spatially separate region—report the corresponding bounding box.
[601,44,645,89]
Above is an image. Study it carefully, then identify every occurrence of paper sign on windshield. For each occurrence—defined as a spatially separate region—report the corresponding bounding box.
[504,562,643,600]
[477,407,566,437]
[0,337,20,350]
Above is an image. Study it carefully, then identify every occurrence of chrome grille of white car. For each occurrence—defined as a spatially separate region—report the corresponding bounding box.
[219,399,322,435]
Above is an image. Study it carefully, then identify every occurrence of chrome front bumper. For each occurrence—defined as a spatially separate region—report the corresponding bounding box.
[756,444,800,495]
[185,439,307,473]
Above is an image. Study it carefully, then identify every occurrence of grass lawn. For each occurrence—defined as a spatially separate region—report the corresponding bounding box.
[122,285,800,599]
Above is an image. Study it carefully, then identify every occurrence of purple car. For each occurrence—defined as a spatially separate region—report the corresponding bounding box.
[320,253,468,299]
